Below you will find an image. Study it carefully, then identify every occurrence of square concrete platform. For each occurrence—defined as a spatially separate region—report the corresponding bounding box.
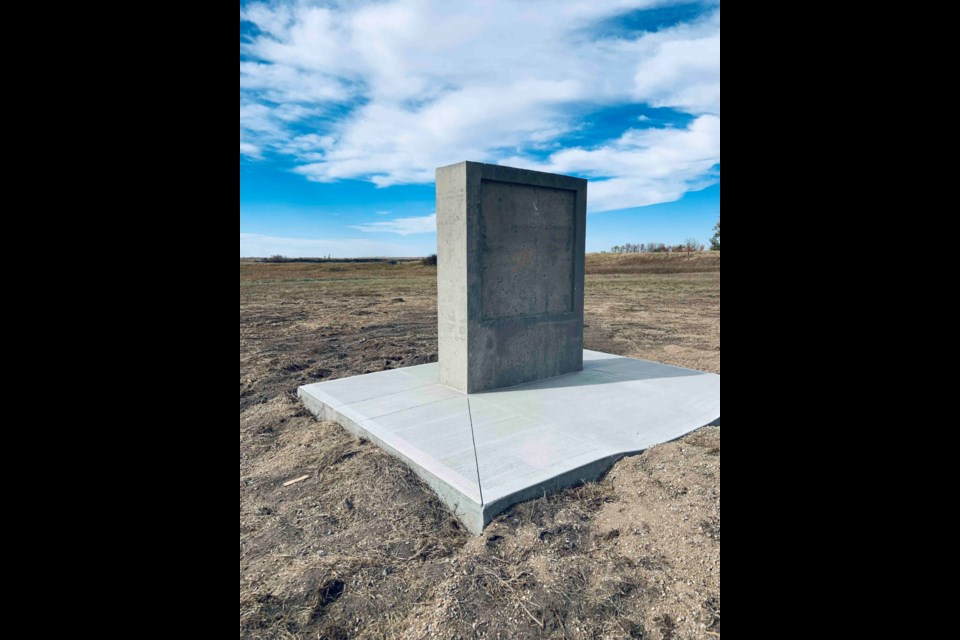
[299,350,721,534]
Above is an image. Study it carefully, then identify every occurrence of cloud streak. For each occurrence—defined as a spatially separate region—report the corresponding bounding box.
[240,233,435,258]
[353,214,437,236]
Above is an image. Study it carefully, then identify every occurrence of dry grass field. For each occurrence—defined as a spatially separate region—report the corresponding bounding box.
[240,253,721,640]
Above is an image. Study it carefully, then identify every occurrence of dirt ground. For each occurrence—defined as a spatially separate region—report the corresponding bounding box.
[240,253,721,640]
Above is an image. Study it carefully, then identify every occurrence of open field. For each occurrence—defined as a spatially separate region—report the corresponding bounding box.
[240,253,721,640]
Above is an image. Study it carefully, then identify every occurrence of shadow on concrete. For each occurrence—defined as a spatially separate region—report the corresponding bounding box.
[476,358,710,396]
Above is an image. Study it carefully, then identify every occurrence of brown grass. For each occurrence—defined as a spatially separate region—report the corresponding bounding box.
[240,253,720,639]
[586,252,721,276]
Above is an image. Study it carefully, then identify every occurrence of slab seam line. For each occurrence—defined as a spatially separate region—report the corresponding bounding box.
[467,398,485,506]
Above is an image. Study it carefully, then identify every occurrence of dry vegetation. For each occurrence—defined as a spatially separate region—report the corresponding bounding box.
[240,253,721,639]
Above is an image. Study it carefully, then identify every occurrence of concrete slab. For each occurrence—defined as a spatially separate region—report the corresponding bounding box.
[299,350,721,534]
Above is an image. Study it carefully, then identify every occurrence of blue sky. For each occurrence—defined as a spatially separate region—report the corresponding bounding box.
[240,1,721,258]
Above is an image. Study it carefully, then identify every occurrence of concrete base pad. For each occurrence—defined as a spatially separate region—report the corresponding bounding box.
[298,350,721,534]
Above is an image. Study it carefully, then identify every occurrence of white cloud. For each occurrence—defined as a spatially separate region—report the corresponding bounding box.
[240,1,721,210]
[240,233,435,258]
[240,141,261,159]
[240,61,349,104]
[353,214,437,236]
[240,102,323,158]
[292,80,582,187]
[502,115,721,211]
[631,15,721,115]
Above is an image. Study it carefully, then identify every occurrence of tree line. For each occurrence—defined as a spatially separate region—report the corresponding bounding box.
[611,240,704,254]
[611,217,720,254]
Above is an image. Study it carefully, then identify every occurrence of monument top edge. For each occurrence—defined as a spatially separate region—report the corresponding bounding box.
[436,161,588,187]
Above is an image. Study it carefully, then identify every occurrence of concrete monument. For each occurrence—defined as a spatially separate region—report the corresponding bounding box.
[437,162,588,393]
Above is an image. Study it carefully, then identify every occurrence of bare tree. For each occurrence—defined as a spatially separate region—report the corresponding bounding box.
[684,238,704,257]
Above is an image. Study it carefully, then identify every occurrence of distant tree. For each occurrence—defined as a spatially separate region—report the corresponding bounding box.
[421,254,438,266]
[711,218,721,251]
[684,238,704,256]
